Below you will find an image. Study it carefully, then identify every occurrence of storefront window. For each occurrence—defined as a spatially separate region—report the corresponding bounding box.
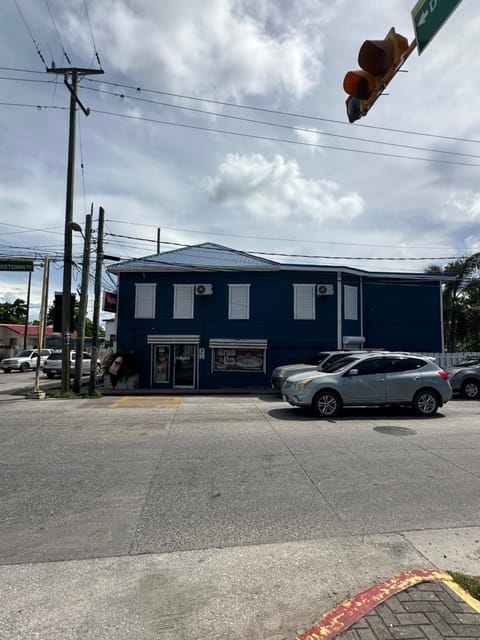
[213,348,264,372]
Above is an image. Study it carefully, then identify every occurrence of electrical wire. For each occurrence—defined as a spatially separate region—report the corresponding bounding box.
[91,108,480,168]
[2,68,480,146]
[82,85,480,160]
[85,78,480,146]
[83,0,102,69]
[12,0,47,67]
[44,0,71,65]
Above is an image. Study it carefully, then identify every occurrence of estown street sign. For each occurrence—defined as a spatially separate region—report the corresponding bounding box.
[0,259,34,271]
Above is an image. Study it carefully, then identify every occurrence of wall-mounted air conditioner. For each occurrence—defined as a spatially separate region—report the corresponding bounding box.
[317,284,334,296]
[195,283,213,296]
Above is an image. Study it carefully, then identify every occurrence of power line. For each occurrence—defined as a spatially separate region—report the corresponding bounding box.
[89,107,480,168]
[2,67,480,147]
[44,0,71,65]
[7,99,476,166]
[12,0,47,67]
[106,218,462,252]
[83,0,102,69]
[86,77,480,146]
[83,85,480,160]
[104,233,462,262]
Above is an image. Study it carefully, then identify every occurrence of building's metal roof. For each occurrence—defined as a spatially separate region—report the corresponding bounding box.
[108,242,457,281]
[109,242,280,272]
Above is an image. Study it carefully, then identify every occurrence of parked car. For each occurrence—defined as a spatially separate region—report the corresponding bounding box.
[1,349,53,373]
[444,358,480,399]
[281,352,452,418]
[43,351,101,379]
[271,350,367,392]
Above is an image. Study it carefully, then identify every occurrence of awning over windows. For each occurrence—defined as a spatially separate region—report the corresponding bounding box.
[147,335,200,345]
[209,338,268,349]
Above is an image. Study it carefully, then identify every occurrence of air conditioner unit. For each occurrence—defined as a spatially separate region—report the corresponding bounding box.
[195,283,213,296]
[317,284,334,296]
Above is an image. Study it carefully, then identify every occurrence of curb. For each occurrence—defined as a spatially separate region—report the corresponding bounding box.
[295,569,479,640]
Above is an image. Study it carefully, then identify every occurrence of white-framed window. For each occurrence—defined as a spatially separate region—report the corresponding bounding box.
[173,284,194,319]
[228,284,250,319]
[344,285,358,320]
[294,284,316,320]
[135,283,156,319]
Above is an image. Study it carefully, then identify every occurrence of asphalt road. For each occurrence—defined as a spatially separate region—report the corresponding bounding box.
[1,389,479,639]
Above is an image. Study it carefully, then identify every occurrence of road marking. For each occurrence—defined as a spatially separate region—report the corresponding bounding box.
[295,569,450,640]
[109,396,182,408]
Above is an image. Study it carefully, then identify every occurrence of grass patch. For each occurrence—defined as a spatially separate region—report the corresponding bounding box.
[49,391,77,399]
[448,572,480,601]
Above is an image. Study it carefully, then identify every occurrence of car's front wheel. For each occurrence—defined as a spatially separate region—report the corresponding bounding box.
[312,389,342,418]
[20,362,29,372]
[460,378,480,400]
[413,389,439,416]
[2,368,12,373]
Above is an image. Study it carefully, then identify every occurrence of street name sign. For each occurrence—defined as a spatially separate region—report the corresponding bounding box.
[0,259,34,271]
[412,0,463,54]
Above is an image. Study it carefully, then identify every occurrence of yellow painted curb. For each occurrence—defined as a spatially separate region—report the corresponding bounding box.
[442,578,480,614]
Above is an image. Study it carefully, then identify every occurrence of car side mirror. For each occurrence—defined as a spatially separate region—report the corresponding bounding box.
[347,369,359,376]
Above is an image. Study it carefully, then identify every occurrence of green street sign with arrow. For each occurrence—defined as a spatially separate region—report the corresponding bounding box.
[412,0,463,54]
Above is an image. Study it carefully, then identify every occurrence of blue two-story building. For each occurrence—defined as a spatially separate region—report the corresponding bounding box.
[108,242,449,390]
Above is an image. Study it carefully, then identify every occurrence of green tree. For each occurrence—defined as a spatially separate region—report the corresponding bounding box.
[427,253,480,351]
[0,298,27,323]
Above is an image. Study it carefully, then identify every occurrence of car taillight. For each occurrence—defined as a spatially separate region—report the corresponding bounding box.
[438,370,449,380]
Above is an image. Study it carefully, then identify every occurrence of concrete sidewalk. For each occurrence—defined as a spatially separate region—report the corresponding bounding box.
[297,570,480,639]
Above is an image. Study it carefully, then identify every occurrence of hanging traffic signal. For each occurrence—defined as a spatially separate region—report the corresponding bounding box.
[343,27,411,123]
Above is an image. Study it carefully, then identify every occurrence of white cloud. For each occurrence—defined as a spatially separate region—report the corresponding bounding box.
[204,152,365,222]
[62,0,328,100]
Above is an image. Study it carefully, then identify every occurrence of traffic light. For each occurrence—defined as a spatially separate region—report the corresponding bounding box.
[343,27,409,123]
[53,292,76,332]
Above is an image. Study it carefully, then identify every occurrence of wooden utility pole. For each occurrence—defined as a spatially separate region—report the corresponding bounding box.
[72,210,92,393]
[46,66,104,393]
[89,206,104,395]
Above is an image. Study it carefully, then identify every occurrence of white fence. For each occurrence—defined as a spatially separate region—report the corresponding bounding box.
[421,352,480,368]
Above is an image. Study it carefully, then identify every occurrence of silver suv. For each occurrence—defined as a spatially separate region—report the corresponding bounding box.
[282,352,452,417]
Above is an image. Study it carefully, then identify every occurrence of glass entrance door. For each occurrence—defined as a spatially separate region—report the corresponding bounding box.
[173,344,196,387]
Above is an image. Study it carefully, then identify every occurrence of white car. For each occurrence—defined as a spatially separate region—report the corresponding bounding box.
[43,351,101,379]
[1,349,53,373]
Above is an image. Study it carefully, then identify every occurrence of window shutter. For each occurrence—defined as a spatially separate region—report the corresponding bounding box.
[229,284,250,319]
[344,285,358,320]
[294,284,315,320]
[174,285,194,319]
[135,283,156,319]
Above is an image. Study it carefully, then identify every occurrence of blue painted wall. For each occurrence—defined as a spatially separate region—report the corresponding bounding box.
[115,269,443,389]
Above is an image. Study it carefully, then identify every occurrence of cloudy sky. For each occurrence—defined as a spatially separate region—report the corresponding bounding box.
[1,0,478,320]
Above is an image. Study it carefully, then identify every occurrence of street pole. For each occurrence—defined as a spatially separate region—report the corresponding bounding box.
[60,69,77,392]
[46,66,104,393]
[31,257,49,398]
[23,271,31,349]
[89,206,104,395]
[73,210,92,393]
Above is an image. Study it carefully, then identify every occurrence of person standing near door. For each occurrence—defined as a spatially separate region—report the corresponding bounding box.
[108,356,123,390]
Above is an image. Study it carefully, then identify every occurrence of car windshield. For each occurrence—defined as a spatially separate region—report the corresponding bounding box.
[16,350,32,357]
[47,353,62,361]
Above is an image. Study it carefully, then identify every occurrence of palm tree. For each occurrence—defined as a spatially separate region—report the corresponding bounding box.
[427,253,480,351]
